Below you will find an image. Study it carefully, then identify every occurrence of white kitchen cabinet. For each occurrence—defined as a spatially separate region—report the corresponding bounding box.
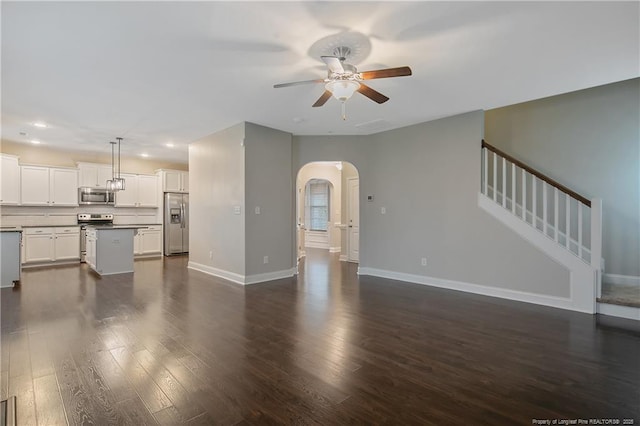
[50,168,78,205]
[23,227,80,264]
[77,162,113,188]
[134,226,162,256]
[20,166,50,205]
[85,229,97,270]
[137,175,158,207]
[20,166,78,206]
[54,228,81,260]
[115,174,158,207]
[24,228,55,263]
[157,169,188,193]
[0,155,20,205]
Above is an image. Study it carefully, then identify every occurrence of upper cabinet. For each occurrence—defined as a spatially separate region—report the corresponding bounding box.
[157,169,188,193]
[20,166,78,206]
[0,155,20,205]
[115,173,158,207]
[77,162,113,188]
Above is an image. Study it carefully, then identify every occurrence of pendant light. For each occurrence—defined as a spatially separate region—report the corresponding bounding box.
[106,137,126,191]
[114,137,125,190]
[106,141,117,190]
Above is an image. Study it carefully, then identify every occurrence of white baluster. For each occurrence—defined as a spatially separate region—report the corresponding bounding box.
[522,169,526,221]
[511,163,516,214]
[565,196,571,250]
[502,157,506,208]
[578,204,583,259]
[532,176,537,229]
[483,148,488,195]
[493,152,497,203]
[543,182,548,236]
[554,188,559,242]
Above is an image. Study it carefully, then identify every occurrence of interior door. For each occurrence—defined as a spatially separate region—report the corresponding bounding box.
[347,178,359,262]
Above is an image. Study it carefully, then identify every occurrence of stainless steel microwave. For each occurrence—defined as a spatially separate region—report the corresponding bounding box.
[78,187,115,205]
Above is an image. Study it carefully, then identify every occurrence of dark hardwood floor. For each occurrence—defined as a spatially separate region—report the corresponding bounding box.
[1,249,639,425]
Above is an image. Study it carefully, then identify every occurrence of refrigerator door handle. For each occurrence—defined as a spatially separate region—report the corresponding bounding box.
[180,203,185,228]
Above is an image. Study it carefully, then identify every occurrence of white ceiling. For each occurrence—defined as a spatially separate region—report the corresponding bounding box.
[2,2,638,164]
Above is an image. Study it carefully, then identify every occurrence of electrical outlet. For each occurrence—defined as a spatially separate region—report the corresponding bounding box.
[263,256,269,264]
[255,206,261,215]
[209,251,213,259]
[421,257,427,266]
[234,206,241,215]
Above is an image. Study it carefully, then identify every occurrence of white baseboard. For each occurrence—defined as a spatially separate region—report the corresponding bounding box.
[188,262,245,285]
[358,267,591,313]
[339,255,348,262]
[188,261,295,286]
[597,302,640,320]
[245,268,296,285]
[329,246,341,253]
[305,242,329,249]
[604,273,640,287]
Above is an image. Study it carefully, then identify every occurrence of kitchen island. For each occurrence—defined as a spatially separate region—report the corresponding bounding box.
[0,227,22,287]
[86,226,147,276]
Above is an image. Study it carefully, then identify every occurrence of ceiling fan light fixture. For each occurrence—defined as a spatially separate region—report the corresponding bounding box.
[325,80,360,102]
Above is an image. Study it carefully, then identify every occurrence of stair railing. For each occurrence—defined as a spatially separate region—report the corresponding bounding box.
[481,140,602,294]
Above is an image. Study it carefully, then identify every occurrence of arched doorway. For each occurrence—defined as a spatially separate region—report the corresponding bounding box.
[296,161,359,264]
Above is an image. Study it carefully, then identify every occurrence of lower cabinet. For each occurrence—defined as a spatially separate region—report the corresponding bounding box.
[23,227,80,264]
[134,226,162,256]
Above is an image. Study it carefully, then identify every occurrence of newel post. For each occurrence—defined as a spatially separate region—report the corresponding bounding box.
[590,198,603,298]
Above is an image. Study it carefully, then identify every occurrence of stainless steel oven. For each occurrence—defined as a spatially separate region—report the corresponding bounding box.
[78,187,115,205]
[77,213,113,262]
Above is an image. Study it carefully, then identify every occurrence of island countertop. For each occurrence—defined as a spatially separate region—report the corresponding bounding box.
[0,226,23,232]
[86,225,149,230]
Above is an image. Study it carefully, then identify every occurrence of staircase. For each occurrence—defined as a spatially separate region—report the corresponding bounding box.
[479,140,603,314]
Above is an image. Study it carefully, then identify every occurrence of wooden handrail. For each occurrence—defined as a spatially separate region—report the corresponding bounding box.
[482,140,591,207]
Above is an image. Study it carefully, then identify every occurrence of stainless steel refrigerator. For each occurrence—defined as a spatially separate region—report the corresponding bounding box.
[164,193,189,255]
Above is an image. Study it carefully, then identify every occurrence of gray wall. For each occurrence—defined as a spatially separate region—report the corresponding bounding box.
[295,111,570,297]
[189,123,246,275]
[244,122,293,276]
[485,78,640,278]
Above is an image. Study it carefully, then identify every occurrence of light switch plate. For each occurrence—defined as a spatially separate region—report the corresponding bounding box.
[381,207,386,214]
[234,206,241,215]
[255,206,261,215]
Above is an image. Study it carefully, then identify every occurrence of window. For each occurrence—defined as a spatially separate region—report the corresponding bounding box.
[305,179,330,231]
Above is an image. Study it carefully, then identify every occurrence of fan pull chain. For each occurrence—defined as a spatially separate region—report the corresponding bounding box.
[341,102,347,120]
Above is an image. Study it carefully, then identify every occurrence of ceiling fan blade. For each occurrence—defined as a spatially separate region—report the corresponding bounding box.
[360,66,412,80]
[312,90,333,107]
[357,84,389,104]
[321,56,345,74]
[273,79,325,88]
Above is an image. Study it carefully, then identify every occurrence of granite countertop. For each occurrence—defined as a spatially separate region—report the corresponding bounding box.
[116,223,162,226]
[21,225,79,228]
[87,225,150,230]
[0,226,22,232]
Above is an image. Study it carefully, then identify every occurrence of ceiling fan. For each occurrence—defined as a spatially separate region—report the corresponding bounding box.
[274,46,412,119]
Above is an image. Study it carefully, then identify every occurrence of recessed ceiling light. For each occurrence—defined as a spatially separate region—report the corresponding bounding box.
[165,143,174,148]
[30,140,41,144]
[32,122,48,128]
[140,153,149,158]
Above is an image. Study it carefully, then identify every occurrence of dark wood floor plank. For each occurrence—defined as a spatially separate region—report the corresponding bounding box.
[8,373,37,426]
[33,373,67,426]
[110,346,173,414]
[117,396,160,426]
[133,349,206,422]
[0,252,638,425]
